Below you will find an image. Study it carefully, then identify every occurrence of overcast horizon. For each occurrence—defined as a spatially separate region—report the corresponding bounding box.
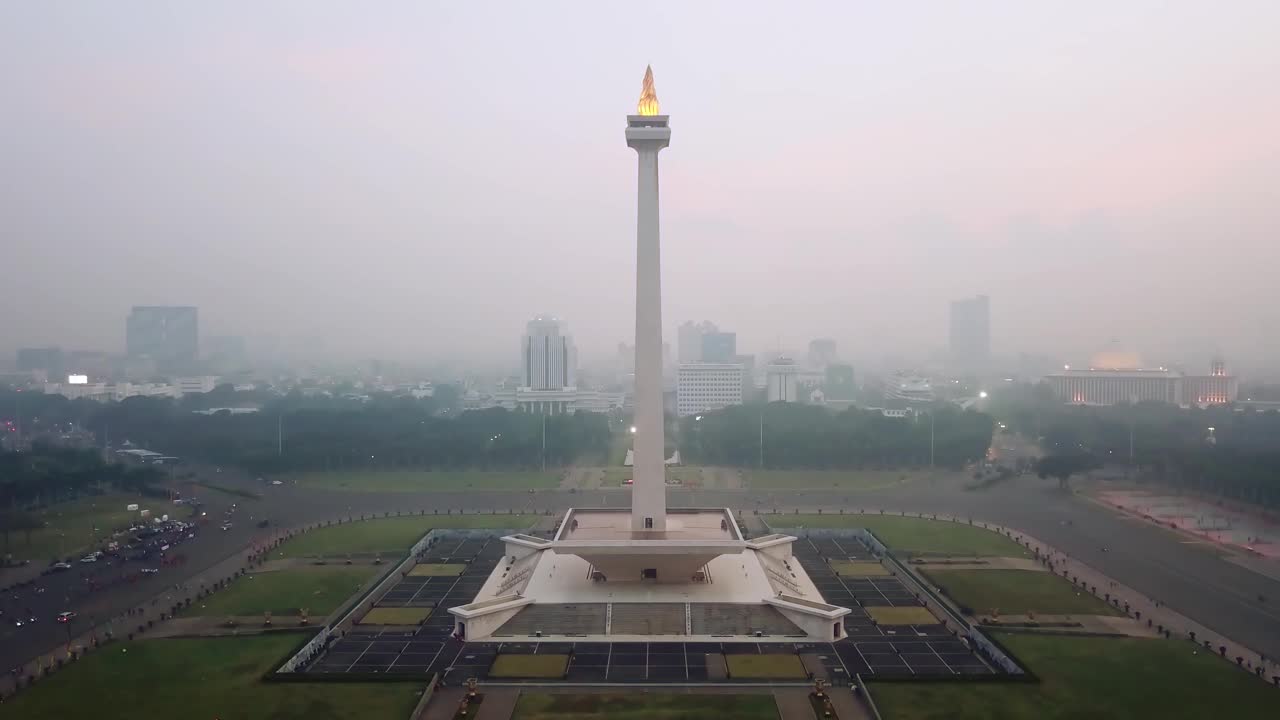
[4,2,1279,374]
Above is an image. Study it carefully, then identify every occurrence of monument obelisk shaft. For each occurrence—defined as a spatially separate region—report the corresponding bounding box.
[626,66,670,532]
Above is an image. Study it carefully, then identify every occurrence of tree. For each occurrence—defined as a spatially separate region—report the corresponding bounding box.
[1035,453,1100,490]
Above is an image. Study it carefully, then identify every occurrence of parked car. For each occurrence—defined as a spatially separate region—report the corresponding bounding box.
[51,562,72,571]
[56,611,76,623]
[79,555,97,564]
[140,568,159,575]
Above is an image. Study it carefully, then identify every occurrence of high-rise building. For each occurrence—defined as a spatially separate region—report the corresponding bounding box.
[521,316,576,391]
[126,306,198,373]
[948,295,990,370]
[16,347,64,377]
[807,339,838,369]
[676,320,716,363]
[824,363,856,401]
[701,331,736,363]
[676,363,744,417]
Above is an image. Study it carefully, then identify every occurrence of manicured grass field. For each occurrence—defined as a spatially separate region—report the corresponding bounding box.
[287,471,560,492]
[600,468,634,487]
[2,634,423,720]
[3,493,161,561]
[865,606,939,626]
[769,514,1030,557]
[408,563,464,577]
[832,560,890,577]
[746,470,919,490]
[359,607,432,625]
[514,693,780,720]
[489,653,569,678]
[599,467,706,487]
[870,632,1279,720]
[276,515,536,558]
[724,653,807,679]
[186,566,375,617]
[922,569,1122,617]
[607,432,633,466]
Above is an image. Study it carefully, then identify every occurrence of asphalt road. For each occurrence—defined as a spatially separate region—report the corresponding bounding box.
[3,469,1279,676]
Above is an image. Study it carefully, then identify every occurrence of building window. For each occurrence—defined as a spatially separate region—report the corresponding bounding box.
[644,517,653,529]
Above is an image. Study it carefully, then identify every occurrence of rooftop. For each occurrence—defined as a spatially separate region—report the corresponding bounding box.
[555,508,741,542]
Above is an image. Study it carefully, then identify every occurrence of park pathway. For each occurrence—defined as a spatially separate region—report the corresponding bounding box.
[1012,523,1279,681]
[473,687,520,719]
[829,507,1279,685]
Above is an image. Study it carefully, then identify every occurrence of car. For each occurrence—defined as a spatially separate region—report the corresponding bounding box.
[51,562,72,571]
[220,523,232,531]
[56,611,76,623]
[79,555,97,564]
[140,568,159,575]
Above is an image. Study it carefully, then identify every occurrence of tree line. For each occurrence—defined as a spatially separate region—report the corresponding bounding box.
[677,402,994,469]
[989,383,1280,508]
[0,388,611,476]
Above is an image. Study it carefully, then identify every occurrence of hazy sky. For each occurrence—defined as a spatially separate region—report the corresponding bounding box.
[4,2,1279,371]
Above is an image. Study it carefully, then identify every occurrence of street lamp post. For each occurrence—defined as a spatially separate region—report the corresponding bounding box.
[929,411,935,469]
[758,410,764,469]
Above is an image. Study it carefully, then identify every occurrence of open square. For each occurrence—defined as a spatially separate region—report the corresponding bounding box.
[513,693,780,720]
[408,563,464,577]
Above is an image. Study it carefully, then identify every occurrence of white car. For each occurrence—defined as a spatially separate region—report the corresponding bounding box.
[79,555,98,564]
[140,568,159,575]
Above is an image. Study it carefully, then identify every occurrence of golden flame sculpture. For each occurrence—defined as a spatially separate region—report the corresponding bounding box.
[637,65,660,116]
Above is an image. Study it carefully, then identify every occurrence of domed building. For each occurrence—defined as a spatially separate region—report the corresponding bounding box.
[1045,347,1236,407]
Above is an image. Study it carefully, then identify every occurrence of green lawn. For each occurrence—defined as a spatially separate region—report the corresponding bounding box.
[600,468,634,487]
[285,471,560,492]
[607,432,633,466]
[2,493,162,561]
[746,470,920,490]
[185,566,376,617]
[871,632,1279,720]
[490,654,569,678]
[514,693,779,720]
[724,653,808,679]
[600,467,709,487]
[769,514,1029,557]
[276,515,536,558]
[2,634,423,720]
[922,569,1122,617]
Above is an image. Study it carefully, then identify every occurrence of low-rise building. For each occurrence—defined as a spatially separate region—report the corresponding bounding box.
[676,363,744,417]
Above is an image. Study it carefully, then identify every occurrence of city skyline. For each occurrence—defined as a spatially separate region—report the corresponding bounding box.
[4,3,1279,372]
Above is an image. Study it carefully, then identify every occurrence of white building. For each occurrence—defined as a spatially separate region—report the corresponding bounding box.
[45,381,177,402]
[765,357,800,403]
[175,376,219,395]
[1043,352,1237,407]
[676,363,744,417]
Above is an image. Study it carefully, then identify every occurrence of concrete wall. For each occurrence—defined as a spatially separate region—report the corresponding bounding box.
[454,605,525,641]
[775,606,842,641]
